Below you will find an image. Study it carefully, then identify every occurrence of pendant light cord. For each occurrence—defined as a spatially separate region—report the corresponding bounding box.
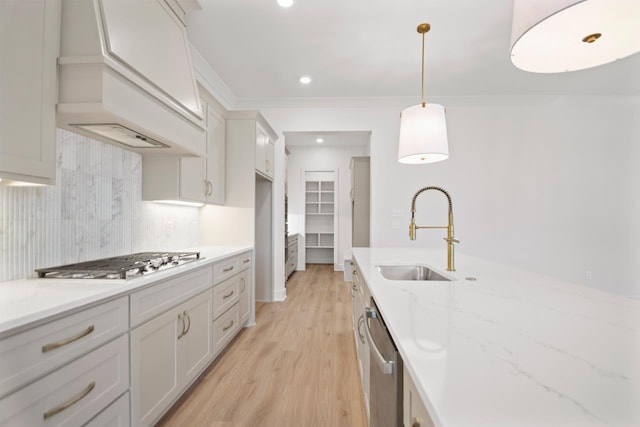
[421,29,425,107]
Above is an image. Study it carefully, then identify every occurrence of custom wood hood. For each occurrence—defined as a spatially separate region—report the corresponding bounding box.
[57,0,206,156]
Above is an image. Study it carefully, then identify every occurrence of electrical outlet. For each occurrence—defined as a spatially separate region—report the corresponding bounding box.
[585,270,593,281]
[392,220,400,230]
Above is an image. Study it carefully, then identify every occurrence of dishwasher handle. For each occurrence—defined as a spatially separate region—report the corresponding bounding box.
[364,307,395,375]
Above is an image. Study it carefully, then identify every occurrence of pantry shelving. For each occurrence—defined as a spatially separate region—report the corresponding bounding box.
[305,179,334,264]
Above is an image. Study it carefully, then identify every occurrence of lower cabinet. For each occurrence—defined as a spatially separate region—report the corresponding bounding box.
[351,261,370,420]
[403,367,436,427]
[212,302,240,358]
[130,290,213,427]
[85,391,130,427]
[0,334,129,426]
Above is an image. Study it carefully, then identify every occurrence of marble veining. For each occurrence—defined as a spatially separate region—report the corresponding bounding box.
[353,248,640,427]
[0,129,200,282]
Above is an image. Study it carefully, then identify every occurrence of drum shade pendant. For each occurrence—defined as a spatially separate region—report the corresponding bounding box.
[510,0,640,73]
[398,23,449,164]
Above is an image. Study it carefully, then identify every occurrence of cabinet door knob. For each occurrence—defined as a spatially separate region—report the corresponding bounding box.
[411,417,421,427]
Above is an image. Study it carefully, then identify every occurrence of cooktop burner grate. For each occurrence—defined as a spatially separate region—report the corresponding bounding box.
[36,252,200,279]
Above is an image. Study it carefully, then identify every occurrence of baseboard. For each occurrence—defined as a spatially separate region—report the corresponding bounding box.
[273,288,287,301]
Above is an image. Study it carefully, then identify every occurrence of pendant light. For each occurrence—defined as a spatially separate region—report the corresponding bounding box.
[510,0,640,73]
[398,23,449,164]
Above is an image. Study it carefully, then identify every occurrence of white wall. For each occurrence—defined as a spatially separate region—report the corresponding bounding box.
[261,95,640,297]
[287,144,368,270]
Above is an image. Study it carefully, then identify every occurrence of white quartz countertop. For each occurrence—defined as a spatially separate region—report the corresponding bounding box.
[0,245,252,338]
[352,248,640,427]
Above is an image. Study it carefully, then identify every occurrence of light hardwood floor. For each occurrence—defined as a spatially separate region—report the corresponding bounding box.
[157,264,367,427]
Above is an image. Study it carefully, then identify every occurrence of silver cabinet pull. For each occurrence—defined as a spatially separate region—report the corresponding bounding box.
[364,307,395,375]
[223,265,234,273]
[177,313,186,339]
[208,180,213,196]
[43,381,95,420]
[357,315,366,344]
[240,278,246,292]
[203,180,208,196]
[412,417,421,427]
[42,325,95,353]
[183,311,191,335]
[222,320,234,332]
[242,258,250,264]
[223,290,234,299]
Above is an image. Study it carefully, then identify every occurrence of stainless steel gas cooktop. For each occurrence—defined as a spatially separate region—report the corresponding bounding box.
[36,252,201,280]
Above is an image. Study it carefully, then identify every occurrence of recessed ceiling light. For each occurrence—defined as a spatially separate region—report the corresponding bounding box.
[277,0,293,8]
[316,138,324,143]
[299,75,312,85]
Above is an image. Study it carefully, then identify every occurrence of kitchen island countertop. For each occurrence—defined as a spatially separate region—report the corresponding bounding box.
[352,247,640,427]
[0,245,252,338]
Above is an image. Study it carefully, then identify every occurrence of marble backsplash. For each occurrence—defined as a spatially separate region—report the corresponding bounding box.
[0,129,200,281]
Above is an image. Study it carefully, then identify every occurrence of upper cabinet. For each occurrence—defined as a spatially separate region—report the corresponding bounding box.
[57,0,206,156]
[227,112,277,183]
[141,94,226,205]
[0,0,59,185]
[256,124,275,180]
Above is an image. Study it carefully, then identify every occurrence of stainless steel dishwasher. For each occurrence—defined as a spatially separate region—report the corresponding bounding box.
[364,298,403,427]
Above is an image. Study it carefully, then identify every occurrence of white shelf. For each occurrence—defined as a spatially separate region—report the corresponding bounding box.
[305,179,335,265]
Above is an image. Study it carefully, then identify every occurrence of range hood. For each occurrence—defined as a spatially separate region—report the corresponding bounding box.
[57,0,206,156]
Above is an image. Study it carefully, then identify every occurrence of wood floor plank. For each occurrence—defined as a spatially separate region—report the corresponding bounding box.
[157,264,367,427]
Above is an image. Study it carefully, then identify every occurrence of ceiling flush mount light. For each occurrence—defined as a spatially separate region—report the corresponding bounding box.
[316,138,324,143]
[299,75,312,85]
[398,23,449,164]
[510,0,640,73]
[277,0,293,7]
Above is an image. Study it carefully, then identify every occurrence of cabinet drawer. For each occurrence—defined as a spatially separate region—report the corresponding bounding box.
[0,334,129,426]
[238,251,252,272]
[130,266,213,327]
[213,303,239,355]
[213,275,240,320]
[85,391,130,427]
[213,256,240,284]
[0,297,128,398]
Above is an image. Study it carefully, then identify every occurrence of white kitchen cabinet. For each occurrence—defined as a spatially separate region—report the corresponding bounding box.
[255,123,275,180]
[0,0,59,185]
[130,289,213,427]
[403,367,436,427]
[227,111,277,183]
[351,261,370,419]
[213,274,241,320]
[212,303,240,357]
[141,97,226,205]
[0,297,128,399]
[0,334,129,427]
[85,391,130,427]
[286,234,299,280]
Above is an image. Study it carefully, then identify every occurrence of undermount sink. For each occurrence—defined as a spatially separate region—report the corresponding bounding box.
[376,265,452,281]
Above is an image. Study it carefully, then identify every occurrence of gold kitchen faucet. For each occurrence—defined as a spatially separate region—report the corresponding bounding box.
[409,186,459,271]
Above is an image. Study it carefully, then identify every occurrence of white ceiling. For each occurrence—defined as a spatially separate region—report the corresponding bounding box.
[186,0,640,101]
[284,131,371,147]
